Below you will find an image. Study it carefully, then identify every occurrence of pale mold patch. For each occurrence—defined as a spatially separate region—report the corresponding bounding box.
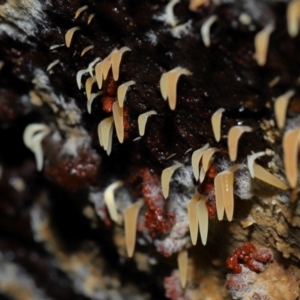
[160,67,191,110]
[228,125,252,162]
[189,0,208,11]
[112,101,124,144]
[197,194,208,245]
[239,13,252,25]
[65,27,80,48]
[214,164,242,221]
[97,116,114,155]
[191,143,209,180]
[177,249,188,288]
[23,124,50,171]
[85,76,96,101]
[81,45,94,57]
[201,15,218,47]
[171,20,193,39]
[283,129,300,188]
[253,163,288,190]
[254,23,274,66]
[247,151,266,178]
[274,90,295,129]
[46,59,60,71]
[187,191,200,245]
[138,110,157,136]
[104,181,123,223]
[124,199,144,258]
[117,80,136,107]
[287,0,300,37]
[87,91,102,114]
[161,163,184,198]
[74,5,88,19]
[211,108,225,142]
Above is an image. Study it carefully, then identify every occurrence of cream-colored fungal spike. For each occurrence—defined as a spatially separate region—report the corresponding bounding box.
[189,0,208,11]
[76,68,88,90]
[111,47,131,81]
[49,44,64,51]
[124,199,144,258]
[228,126,252,162]
[268,76,280,88]
[161,163,184,198]
[138,110,157,136]
[87,13,95,25]
[81,45,94,57]
[274,90,295,129]
[104,181,123,223]
[197,195,208,245]
[117,81,135,107]
[287,0,300,37]
[65,27,80,48]
[46,59,60,71]
[199,166,208,183]
[283,129,300,188]
[166,153,176,160]
[160,67,191,110]
[253,163,288,190]
[191,143,209,180]
[247,152,265,178]
[201,15,217,47]
[75,5,88,19]
[214,165,241,221]
[29,91,43,107]
[88,57,101,76]
[87,91,102,114]
[112,101,124,143]
[187,192,200,245]
[177,249,188,289]
[202,148,219,172]
[95,61,104,89]
[254,23,274,66]
[23,124,50,171]
[85,77,96,101]
[102,55,112,80]
[97,116,114,155]
[211,108,225,142]
[166,0,180,27]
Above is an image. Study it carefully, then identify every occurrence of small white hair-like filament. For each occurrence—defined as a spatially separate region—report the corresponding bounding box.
[177,249,188,289]
[161,163,184,198]
[104,181,123,223]
[88,57,101,77]
[287,0,300,37]
[228,126,252,162]
[76,68,88,90]
[124,199,144,258]
[75,5,88,19]
[201,15,217,47]
[159,67,191,110]
[23,124,50,171]
[65,27,80,48]
[211,108,225,142]
[165,0,180,27]
[138,110,157,136]
[283,129,300,188]
[117,81,135,107]
[112,101,124,143]
[254,23,274,66]
[191,143,209,180]
[274,90,295,129]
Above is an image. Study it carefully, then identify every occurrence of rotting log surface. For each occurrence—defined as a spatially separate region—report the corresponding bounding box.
[0,1,300,299]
